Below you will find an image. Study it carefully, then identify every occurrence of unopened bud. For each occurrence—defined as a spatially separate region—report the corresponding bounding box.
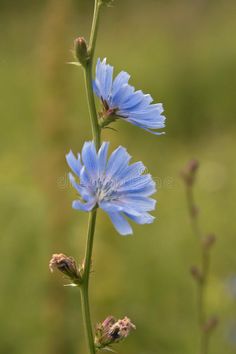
[203,316,218,332]
[190,265,203,282]
[74,37,89,66]
[95,316,135,350]
[202,234,216,250]
[188,159,199,173]
[49,253,83,285]
[181,159,199,186]
[190,205,199,218]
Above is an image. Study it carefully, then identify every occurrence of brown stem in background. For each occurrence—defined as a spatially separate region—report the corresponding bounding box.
[186,185,201,239]
[181,160,217,354]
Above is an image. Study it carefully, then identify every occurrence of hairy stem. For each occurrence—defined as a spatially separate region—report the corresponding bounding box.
[80,1,102,353]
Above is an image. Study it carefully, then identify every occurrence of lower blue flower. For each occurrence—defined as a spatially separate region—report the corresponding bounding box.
[66,141,156,235]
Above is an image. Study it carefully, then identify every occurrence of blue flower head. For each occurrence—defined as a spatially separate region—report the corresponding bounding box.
[93,58,166,135]
[66,141,156,235]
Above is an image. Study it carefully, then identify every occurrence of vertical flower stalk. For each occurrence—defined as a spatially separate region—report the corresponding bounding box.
[181,160,218,354]
[75,0,102,150]
[74,1,102,353]
[50,0,164,353]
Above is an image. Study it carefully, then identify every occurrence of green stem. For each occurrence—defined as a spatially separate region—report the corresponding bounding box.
[80,210,97,354]
[89,0,102,59]
[84,64,101,149]
[84,210,97,280]
[80,287,95,353]
[83,0,102,150]
[80,1,102,353]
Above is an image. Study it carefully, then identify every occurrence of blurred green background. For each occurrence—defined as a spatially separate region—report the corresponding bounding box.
[1,0,236,353]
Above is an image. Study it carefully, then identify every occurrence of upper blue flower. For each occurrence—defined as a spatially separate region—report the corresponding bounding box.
[93,58,166,135]
[66,141,156,235]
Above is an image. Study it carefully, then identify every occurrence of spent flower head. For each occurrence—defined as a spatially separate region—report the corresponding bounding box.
[95,316,136,350]
[49,253,83,285]
[66,141,156,236]
[202,233,216,250]
[93,58,166,134]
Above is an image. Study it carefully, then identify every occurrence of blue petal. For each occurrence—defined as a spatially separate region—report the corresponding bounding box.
[72,199,96,212]
[96,58,105,88]
[111,71,130,100]
[68,173,91,201]
[118,174,156,195]
[125,117,166,134]
[126,110,165,125]
[98,142,109,174]
[118,161,146,181]
[99,201,141,216]
[121,196,156,212]
[124,211,155,224]
[79,165,92,187]
[93,79,101,98]
[107,211,133,235]
[82,141,98,179]
[99,201,123,213]
[139,128,166,135]
[112,84,135,108]
[120,91,153,111]
[93,58,105,98]
[104,64,113,99]
[66,150,82,177]
[124,113,165,128]
[122,185,156,196]
[94,58,113,101]
[106,146,131,178]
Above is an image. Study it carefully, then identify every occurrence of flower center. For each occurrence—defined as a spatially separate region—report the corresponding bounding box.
[98,98,119,128]
[94,176,119,202]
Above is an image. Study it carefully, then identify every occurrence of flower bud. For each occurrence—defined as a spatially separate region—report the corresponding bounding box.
[181,159,199,186]
[95,316,135,350]
[190,265,203,282]
[203,316,218,332]
[202,234,216,250]
[74,37,89,66]
[190,205,199,218]
[49,253,83,285]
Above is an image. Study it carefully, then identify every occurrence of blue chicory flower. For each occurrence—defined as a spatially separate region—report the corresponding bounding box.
[66,141,156,235]
[93,58,166,135]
